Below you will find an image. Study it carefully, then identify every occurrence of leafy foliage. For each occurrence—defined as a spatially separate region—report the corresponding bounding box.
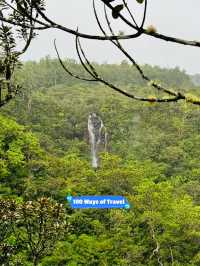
[0,60,200,265]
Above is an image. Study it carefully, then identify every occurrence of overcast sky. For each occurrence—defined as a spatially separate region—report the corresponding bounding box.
[21,0,200,74]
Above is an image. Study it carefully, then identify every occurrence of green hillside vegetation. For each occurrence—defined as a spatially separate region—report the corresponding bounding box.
[14,57,194,89]
[1,58,200,265]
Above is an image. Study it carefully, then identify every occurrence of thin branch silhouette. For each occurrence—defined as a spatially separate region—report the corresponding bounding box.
[1,0,200,106]
[1,0,200,45]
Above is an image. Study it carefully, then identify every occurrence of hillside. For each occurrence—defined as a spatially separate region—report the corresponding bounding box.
[1,59,200,265]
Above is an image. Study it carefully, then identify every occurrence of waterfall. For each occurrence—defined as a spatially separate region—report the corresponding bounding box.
[88,113,107,168]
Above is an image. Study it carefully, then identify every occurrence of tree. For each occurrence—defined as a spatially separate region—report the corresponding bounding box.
[0,0,200,107]
[0,0,36,107]
[0,114,47,197]
[0,197,67,266]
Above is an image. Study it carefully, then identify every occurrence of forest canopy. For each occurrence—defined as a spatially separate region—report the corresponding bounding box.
[0,59,200,265]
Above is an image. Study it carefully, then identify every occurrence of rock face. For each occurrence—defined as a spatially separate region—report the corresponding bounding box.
[88,113,107,168]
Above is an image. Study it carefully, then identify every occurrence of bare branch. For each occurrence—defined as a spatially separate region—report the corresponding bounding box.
[1,0,200,107]
[67,36,187,104]
[102,4,183,97]
[1,0,200,48]
[140,0,147,29]
[122,0,139,28]
[54,39,96,82]
[75,36,98,79]
[149,224,164,266]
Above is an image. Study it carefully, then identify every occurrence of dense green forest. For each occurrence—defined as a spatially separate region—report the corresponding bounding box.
[1,58,200,265]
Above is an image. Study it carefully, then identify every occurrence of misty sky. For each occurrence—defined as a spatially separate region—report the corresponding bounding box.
[21,0,200,74]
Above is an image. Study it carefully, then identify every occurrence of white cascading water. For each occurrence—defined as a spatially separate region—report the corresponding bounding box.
[88,113,107,168]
